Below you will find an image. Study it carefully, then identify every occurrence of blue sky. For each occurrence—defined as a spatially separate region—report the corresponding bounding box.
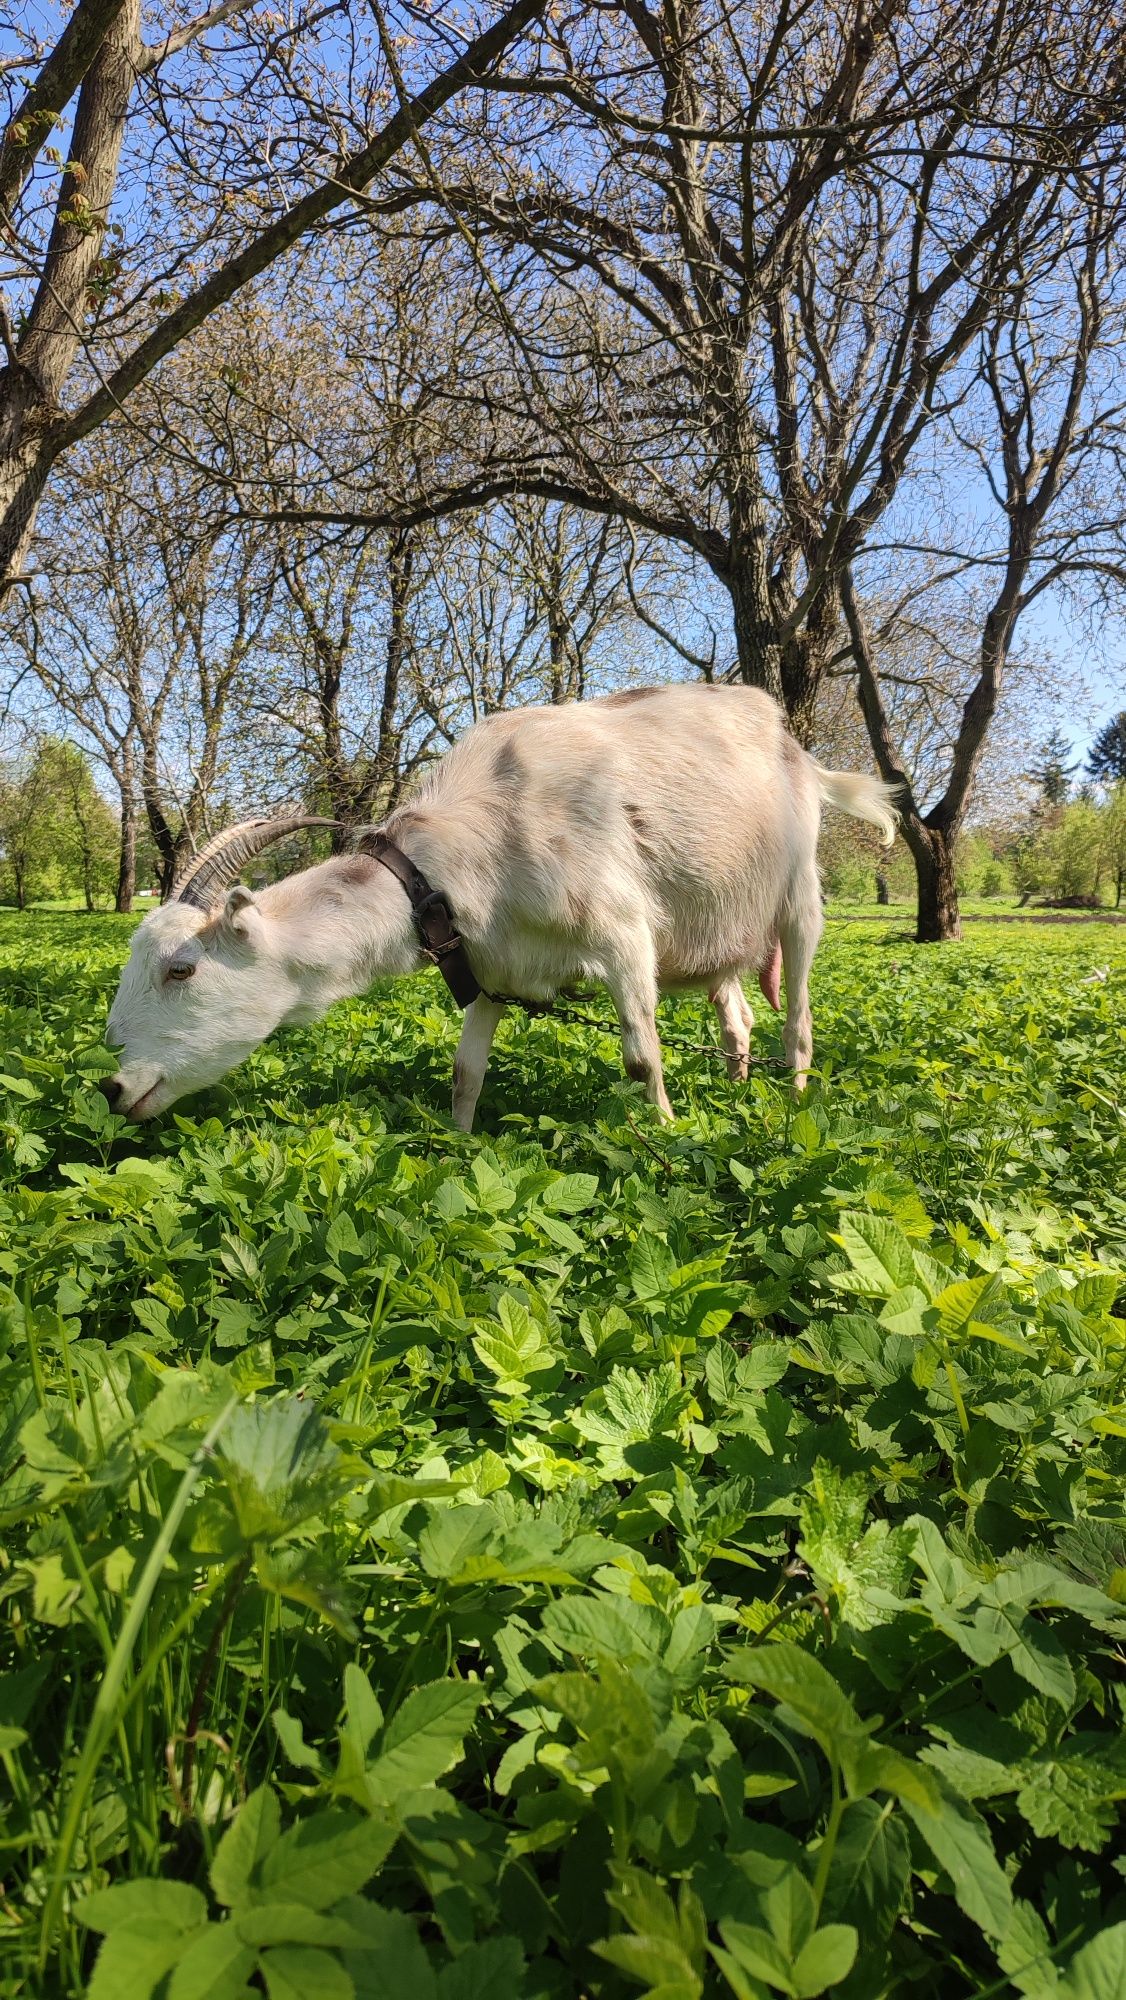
[4,2,1123,774]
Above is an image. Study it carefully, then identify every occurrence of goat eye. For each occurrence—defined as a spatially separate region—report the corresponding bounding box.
[166,964,195,983]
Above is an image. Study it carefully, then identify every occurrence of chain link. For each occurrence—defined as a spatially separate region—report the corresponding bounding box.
[483,989,791,1068]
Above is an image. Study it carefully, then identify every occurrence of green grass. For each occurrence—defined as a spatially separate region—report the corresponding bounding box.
[825,898,1125,922]
[1,911,1125,1999]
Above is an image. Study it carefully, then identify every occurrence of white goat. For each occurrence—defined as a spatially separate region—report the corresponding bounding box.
[101,684,897,1128]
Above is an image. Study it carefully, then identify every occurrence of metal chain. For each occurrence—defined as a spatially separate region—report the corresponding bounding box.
[483,989,791,1068]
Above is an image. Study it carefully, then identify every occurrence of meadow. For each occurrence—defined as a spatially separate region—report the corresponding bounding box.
[1,910,1124,1999]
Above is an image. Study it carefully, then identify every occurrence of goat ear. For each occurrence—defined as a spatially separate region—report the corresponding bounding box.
[223,884,259,938]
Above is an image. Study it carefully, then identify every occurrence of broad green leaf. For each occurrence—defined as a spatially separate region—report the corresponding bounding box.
[417,1506,496,1580]
[903,1786,1013,1938]
[831,1214,916,1298]
[997,1901,1061,1998]
[822,1799,910,1941]
[213,1399,352,1543]
[761,1866,815,1960]
[258,1811,398,1907]
[274,1709,329,1776]
[706,1342,741,1403]
[575,1363,685,1446]
[542,1592,669,1664]
[532,1662,659,1771]
[210,1785,281,1907]
[341,1662,383,1761]
[86,1930,195,2000]
[436,1936,527,1997]
[1017,1753,1124,1852]
[234,1907,376,1949]
[167,1924,258,2000]
[724,1642,869,1772]
[541,1173,599,1213]
[909,1516,975,1605]
[77,1881,208,1935]
[607,1864,700,1951]
[798,1464,914,1629]
[930,1274,1003,1336]
[848,1743,940,1810]
[791,1926,858,1997]
[1059,1925,1126,1999]
[333,1900,436,1998]
[363,1680,484,1806]
[631,1232,676,1302]
[261,1947,354,2000]
[973,1604,1077,1707]
[718,1920,793,1991]
[473,1305,556,1389]
[595,1931,703,1995]
[735,1344,792,1393]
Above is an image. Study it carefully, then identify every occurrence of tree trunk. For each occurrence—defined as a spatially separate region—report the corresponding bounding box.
[728,560,784,704]
[352,530,412,825]
[0,2,141,599]
[906,819,961,941]
[726,560,835,744]
[376,531,411,801]
[116,782,136,912]
[0,421,54,596]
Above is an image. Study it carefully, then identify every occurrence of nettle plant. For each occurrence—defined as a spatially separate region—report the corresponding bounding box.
[0,912,1124,1996]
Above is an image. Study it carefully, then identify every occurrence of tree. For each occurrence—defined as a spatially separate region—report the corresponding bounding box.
[1,365,294,900]
[264,0,1124,754]
[0,735,115,907]
[1087,712,1126,786]
[1102,785,1126,907]
[411,499,683,743]
[0,0,548,593]
[259,528,425,836]
[843,173,1126,940]
[1031,728,1080,809]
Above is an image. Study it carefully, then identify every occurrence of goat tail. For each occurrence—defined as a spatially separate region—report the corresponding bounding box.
[814,765,901,847]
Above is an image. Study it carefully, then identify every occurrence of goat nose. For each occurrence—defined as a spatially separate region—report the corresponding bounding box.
[98,1076,123,1109]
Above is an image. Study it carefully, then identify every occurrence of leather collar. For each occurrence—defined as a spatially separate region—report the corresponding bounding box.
[358,829,482,1010]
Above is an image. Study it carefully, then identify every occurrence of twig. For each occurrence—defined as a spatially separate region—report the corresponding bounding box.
[624,1108,673,1176]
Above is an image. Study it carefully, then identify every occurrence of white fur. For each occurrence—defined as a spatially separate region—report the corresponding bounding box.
[102,685,898,1127]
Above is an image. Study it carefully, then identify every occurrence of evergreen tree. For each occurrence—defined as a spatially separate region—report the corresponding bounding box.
[1030,728,1079,808]
[1086,712,1126,787]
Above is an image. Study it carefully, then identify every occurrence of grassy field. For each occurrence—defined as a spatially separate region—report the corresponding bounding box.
[825,902,1126,925]
[1,911,1125,1999]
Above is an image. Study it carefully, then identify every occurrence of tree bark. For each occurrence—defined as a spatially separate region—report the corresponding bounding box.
[781,596,839,746]
[116,746,136,912]
[374,531,411,806]
[903,816,961,941]
[350,530,413,823]
[727,558,784,705]
[841,566,967,941]
[0,0,141,586]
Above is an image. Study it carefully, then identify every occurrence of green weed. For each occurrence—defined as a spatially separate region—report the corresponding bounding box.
[1,912,1124,1998]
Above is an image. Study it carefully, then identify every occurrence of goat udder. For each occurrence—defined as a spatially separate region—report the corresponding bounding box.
[759,941,782,1012]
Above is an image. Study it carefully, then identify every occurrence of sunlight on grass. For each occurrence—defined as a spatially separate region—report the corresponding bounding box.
[1,912,1124,1996]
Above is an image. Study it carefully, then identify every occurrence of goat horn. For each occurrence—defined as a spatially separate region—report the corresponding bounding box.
[171,816,340,910]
